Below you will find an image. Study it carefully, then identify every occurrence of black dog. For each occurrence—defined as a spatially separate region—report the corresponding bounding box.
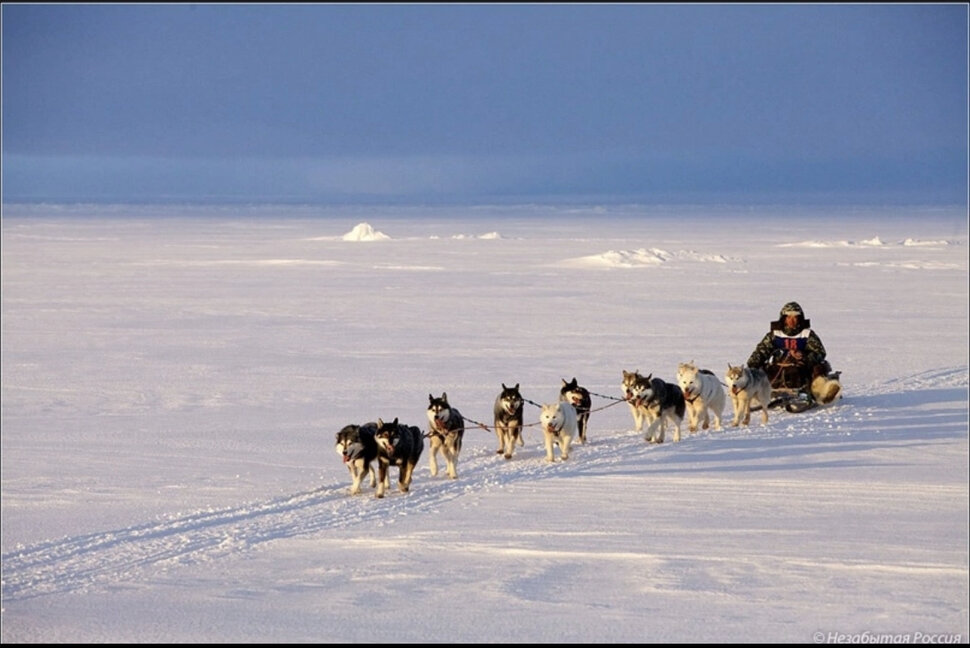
[560,377,592,444]
[642,374,686,444]
[426,392,465,479]
[334,423,379,495]
[493,383,524,460]
[374,418,424,498]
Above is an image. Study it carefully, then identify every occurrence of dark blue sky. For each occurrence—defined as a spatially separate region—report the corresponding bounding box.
[2,4,967,204]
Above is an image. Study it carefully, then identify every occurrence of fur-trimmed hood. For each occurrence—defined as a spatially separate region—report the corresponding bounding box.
[771,301,810,335]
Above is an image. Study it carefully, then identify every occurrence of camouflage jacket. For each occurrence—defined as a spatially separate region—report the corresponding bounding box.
[747,323,827,369]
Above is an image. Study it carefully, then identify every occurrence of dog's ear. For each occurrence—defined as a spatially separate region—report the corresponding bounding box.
[502,383,507,390]
[392,417,399,426]
[441,392,447,402]
[377,417,384,427]
[428,394,434,403]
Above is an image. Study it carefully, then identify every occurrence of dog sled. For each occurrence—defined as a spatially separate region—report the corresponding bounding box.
[766,388,817,413]
[763,360,843,413]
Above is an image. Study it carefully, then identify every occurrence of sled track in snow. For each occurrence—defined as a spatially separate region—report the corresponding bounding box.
[0,440,576,602]
[3,367,966,603]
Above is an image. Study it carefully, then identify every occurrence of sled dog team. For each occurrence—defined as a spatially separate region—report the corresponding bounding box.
[335,363,800,497]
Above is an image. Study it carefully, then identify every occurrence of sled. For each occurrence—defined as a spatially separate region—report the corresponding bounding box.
[767,388,817,413]
[765,368,843,413]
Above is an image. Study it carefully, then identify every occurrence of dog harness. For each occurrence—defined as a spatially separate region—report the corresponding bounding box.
[430,414,461,438]
[545,418,563,436]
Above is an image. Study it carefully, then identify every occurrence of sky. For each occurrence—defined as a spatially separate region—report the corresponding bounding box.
[1,203,967,641]
[1,3,968,205]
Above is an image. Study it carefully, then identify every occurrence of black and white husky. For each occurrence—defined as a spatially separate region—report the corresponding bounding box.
[724,364,772,427]
[493,383,524,460]
[559,377,591,444]
[426,392,464,479]
[621,369,686,443]
[539,401,576,462]
[373,418,424,498]
[335,422,379,495]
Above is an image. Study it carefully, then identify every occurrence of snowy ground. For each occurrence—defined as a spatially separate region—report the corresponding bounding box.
[1,203,967,642]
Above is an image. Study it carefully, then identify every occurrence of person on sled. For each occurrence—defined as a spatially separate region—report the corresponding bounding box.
[747,301,840,410]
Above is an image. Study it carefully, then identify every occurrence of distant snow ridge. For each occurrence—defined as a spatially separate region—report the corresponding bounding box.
[566,248,730,268]
[342,222,391,242]
[780,237,953,248]
[442,232,504,240]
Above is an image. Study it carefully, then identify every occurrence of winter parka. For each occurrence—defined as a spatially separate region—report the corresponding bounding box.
[747,302,828,389]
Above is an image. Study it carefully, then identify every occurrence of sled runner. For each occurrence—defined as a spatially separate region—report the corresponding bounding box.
[766,388,817,413]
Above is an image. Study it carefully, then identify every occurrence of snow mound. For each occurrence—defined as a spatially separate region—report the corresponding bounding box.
[584,248,671,267]
[342,223,390,242]
[903,238,952,247]
[564,248,731,268]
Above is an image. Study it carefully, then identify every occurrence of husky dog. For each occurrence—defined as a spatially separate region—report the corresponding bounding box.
[621,370,652,436]
[373,418,424,498]
[621,369,685,443]
[725,364,772,426]
[676,362,726,433]
[335,423,379,495]
[810,365,843,406]
[493,383,525,460]
[539,401,576,462]
[426,392,465,479]
[560,377,592,444]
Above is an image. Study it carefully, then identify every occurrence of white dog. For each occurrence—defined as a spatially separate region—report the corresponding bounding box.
[539,401,576,462]
[676,361,726,433]
[724,364,772,427]
[811,365,843,406]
